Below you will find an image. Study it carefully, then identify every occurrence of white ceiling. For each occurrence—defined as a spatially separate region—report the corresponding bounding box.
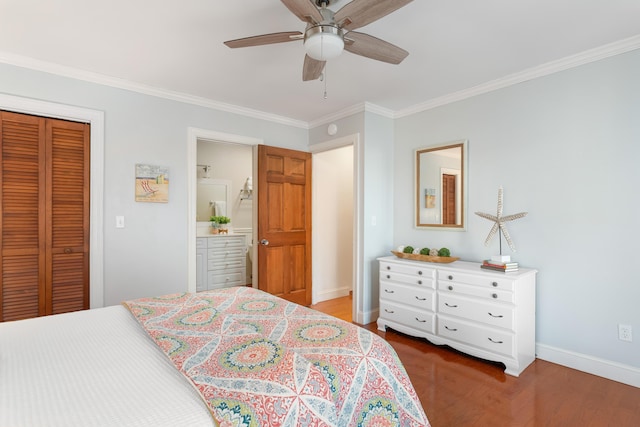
[1,0,639,125]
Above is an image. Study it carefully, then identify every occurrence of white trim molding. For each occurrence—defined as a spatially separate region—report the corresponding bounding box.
[0,93,105,309]
[536,343,640,388]
[0,51,308,129]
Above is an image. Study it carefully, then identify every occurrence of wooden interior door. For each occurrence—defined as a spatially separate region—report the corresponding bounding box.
[257,145,312,306]
[442,173,457,225]
[0,111,89,321]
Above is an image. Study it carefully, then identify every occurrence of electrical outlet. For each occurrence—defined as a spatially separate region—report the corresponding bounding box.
[618,324,632,342]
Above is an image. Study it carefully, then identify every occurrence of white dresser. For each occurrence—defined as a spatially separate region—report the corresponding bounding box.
[196,235,247,291]
[377,256,537,376]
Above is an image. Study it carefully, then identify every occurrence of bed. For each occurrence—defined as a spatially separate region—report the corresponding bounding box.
[1,286,429,426]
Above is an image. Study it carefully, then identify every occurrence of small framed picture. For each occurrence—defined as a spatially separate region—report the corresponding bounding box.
[135,164,169,203]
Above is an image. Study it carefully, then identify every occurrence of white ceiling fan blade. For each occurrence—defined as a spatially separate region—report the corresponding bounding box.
[344,31,408,64]
[335,0,414,31]
[281,0,323,24]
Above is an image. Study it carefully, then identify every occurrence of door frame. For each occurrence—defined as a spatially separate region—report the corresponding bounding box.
[186,128,262,293]
[0,93,105,309]
[309,133,363,323]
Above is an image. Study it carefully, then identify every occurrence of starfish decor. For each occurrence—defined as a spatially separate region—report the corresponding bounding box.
[475,186,527,254]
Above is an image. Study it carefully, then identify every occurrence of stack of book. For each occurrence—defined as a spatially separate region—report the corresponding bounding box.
[481,259,519,272]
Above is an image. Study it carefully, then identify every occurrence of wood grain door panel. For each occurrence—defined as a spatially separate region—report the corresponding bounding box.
[258,145,311,306]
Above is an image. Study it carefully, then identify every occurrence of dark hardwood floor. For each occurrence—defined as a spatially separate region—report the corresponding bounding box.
[311,296,640,426]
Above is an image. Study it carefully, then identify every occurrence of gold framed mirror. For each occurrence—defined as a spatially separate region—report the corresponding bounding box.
[415,140,467,229]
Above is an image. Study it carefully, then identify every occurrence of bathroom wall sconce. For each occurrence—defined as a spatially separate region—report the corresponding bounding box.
[197,164,212,178]
[239,176,253,200]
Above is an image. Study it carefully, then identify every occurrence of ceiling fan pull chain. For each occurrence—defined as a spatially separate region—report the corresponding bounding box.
[324,64,328,99]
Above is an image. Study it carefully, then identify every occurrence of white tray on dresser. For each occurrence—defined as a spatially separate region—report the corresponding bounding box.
[377,256,537,376]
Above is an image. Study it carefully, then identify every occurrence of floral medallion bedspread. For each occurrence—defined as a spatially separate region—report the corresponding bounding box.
[123,287,429,427]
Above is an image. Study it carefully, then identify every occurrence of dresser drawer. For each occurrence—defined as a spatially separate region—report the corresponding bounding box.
[208,270,245,286]
[439,270,515,291]
[438,280,514,303]
[380,261,436,279]
[438,294,514,330]
[207,258,245,271]
[380,282,435,311]
[208,237,246,249]
[379,270,435,289]
[208,247,246,260]
[438,316,515,358]
[380,300,435,334]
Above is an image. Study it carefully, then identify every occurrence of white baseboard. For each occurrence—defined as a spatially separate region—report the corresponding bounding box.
[359,308,378,326]
[536,343,640,388]
[313,287,351,304]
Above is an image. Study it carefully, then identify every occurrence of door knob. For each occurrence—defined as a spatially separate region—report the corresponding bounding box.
[260,239,269,246]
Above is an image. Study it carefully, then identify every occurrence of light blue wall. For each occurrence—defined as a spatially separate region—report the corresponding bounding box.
[0,62,308,306]
[394,49,640,368]
[2,46,638,374]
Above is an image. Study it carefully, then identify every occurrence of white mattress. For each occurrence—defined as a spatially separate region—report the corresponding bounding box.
[0,305,215,427]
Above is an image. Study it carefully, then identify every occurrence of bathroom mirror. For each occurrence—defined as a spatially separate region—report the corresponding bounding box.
[416,140,467,229]
[196,179,231,222]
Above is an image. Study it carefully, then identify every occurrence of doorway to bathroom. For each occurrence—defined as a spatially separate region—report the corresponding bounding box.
[196,139,254,286]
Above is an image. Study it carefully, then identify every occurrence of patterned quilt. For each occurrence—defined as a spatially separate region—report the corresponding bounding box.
[123,287,429,427]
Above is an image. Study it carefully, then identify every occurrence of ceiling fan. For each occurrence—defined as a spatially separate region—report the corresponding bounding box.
[224,0,413,81]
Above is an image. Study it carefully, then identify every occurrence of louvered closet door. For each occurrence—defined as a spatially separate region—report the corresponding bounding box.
[0,112,46,321]
[0,111,89,321]
[47,119,90,315]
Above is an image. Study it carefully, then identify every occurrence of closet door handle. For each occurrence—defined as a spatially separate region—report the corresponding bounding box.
[64,248,72,254]
[260,239,269,245]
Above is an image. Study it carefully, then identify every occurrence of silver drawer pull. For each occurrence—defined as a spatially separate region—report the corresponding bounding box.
[445,326,457,331]
[448,285,453,291]
[492,293,498,299]
[445,302,458,308]
[415,318,426,323]
[384,309,395,313]
[492,281,498,287]
[415,296,426,301]
[384,289,395,293]
[488,337,504,344]
[488,312,503,318]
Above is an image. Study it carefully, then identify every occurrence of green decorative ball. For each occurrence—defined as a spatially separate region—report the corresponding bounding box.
[438,247,451,257]
[419,247,430,255]
[403,246,414,254]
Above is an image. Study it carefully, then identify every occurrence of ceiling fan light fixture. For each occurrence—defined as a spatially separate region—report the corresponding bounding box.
[304,25,344,61]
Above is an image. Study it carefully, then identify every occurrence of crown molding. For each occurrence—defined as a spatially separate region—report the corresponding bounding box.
[2,34,639,128]
[0,51,308,129]
[395,34,640,118]
[308,101,394,128]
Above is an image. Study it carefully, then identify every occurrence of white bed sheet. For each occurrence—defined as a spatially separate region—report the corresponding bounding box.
[0,305,215,427]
